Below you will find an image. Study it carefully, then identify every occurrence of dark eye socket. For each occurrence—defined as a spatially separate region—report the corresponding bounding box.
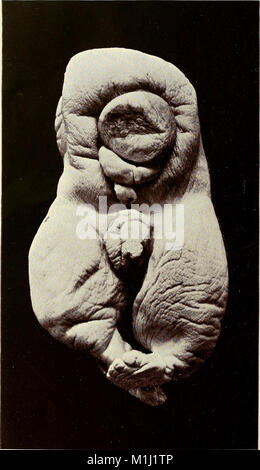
[98,90,176,164]
[104,109,161,138]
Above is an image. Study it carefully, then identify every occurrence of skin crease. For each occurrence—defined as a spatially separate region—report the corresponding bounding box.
[29,48,228,406]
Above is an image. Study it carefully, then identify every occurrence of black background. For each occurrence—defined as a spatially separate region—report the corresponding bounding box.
[2,1,258,450]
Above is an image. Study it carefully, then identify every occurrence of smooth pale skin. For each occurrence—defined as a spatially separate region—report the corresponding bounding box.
[29,48,228,406]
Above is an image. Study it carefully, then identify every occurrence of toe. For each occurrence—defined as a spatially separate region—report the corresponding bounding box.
[107,358,125,377]
[122,350,147,368]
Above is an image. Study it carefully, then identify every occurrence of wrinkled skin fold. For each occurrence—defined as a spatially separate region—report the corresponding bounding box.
[29,48,228,406]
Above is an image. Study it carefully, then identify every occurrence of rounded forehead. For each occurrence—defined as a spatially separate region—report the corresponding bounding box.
[62,48,197,118]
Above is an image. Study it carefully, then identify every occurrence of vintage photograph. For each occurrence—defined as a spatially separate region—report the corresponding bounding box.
[2,1,258,454]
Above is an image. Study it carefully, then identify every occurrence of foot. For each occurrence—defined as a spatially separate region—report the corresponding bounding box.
[107,350,174,389]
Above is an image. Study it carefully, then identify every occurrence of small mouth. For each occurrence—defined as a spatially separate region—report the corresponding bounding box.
[98,145,162,187]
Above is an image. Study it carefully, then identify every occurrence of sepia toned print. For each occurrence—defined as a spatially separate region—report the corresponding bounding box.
[2,1,258,452]
[29,48,228,406]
